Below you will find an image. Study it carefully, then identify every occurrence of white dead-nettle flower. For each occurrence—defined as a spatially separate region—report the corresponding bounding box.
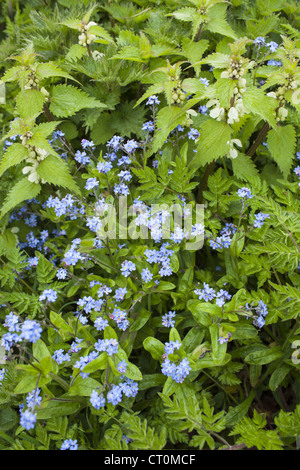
[227,106,239,125]
[22,160,40,184]
[78,21,97,47]
[227,98,249,124]
[277,107,288,122]
[92,51,104,61]
[182,109,197,127]
[226,139,242,159]
[292,88,300,105]
[207,99,225,121]
[35,148,48,161]
[22,164,46,184]
[27,170,40,184]
[235,98,248,115]
[220,70,230,79]
[21,132,33,147]
[40,87,49,101]
[238,77,247,89]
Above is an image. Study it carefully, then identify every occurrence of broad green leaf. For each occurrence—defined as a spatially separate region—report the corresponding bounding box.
[82,352,107,373]
[244,346,283,365]
[0,178,41,218]
[37,155,81,195]
[69,377,102,396]
[36,400,82,419]
[267,124,296,178]
[269,364,291,391]
[0,143,29,177]
[242,86,277,128]
[209,323,227,364]
[16,89,45,118]
[143,337,165,361]
[49,84,105,118]
[206,2,237,39]
[190,119,233,168]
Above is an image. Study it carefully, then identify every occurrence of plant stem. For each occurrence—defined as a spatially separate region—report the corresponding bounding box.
[246,122,270,157]
[197,161,216,203]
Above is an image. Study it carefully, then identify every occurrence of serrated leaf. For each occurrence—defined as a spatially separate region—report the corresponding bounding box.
[49,84,105,118]
[0,178,41,218]
[36,155,81,195]
[16,89,45,119]
[190,119,232,168]
[242,86,277,128]
[0,143,29,177]
[267,124,296,178]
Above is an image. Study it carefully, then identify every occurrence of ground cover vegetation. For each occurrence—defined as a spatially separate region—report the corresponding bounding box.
[0,0,299,450]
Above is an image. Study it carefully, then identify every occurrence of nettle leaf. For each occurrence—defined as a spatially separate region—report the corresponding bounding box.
[170,7,195,22]
[200,52,231,69]
[180,38,209,75]
[150,98,201,157]
[242,86,277,128]
[206,2,237,39]
[267,124,296,178]
[36,155,81,195]
[16,89,45,118]
[49,84,105,118]
[231,153,259,180]
[189,118,233,168]
[0,143,29,177]
[214,78,236,108]
[36,63,75,81]
[34,121,62,139]
[0,178,41,218]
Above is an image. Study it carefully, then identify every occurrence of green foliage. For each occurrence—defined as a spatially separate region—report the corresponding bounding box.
[0,0,299,452]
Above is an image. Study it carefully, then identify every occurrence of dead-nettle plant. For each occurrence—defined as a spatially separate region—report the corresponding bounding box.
[0,0,299,452]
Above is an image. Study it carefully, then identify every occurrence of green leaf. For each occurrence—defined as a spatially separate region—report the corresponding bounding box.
[226,391,256,427]
[269,364,290,391]
[129,309,151,332]
[49,84,105,118]
[242,86,277,128]
[15,374,50,394]
[36,62,77,81]
[16,89,45,118]
[0,408,18,432]
[139,374,166,390]
[267,124,296,178]
[209,323,227,365]
[190,119,233,168]
[69,376,102,396]
[36,400,82,419]
[229,229,245,257]
[82,353,107,373]
[0,178,41,218]
[206,2,237,39]
[37,155,81,195]
[231,153,259,180]
[124,362,143,381]
[170,7,195,22]
[244,346,283,365]
[36,253,57,284]
[143,337,165,361]
[0,143,29,177]
[50,311,73,338]
[187,299,221,326]
[32,340,51,363]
